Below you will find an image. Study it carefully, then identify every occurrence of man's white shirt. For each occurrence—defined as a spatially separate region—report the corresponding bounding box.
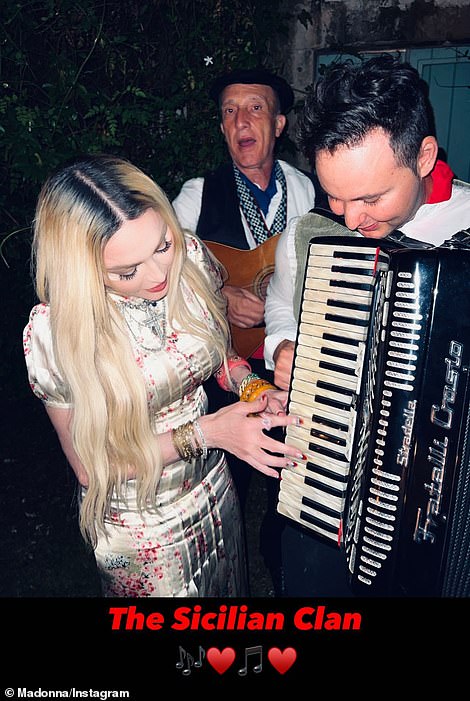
[172,159,315,249]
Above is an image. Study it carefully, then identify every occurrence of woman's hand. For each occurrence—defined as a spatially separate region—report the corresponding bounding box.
[200,394,304,478]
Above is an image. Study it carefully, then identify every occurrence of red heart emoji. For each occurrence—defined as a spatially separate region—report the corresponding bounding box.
[267,647,297,674]
[206,647,236,675]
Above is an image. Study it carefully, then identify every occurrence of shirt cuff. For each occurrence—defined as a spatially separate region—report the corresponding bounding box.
[264,333,293,370]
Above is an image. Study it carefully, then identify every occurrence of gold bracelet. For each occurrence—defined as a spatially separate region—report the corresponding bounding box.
[240,378,276,402]
[172,421,202,461]
[172,423,191,461]
[240,378,272,401]
[178,422,199,460]
[244,382,277,403]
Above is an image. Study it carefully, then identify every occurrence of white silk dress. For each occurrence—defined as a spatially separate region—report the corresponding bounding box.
[23,234,248,597]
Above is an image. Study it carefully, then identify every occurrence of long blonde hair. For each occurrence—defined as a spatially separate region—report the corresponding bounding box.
[32,154,230,545]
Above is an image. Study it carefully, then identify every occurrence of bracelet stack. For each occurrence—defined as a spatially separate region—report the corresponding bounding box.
[239,376,277,402]
[172,420,208,461]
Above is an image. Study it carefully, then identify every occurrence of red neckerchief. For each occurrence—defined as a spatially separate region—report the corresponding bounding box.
[427,159,454,204]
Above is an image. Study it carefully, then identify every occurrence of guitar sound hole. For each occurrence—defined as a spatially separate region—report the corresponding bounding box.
[253,266,275,300]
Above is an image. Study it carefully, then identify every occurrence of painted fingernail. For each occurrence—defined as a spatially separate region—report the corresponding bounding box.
[287,461,297,468]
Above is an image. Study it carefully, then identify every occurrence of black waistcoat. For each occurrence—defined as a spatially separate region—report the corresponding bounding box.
[196,162,250,249]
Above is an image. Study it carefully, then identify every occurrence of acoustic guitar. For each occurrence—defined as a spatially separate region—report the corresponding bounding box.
[204,234,280,358]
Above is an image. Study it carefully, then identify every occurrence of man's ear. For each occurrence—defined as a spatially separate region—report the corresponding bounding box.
[275,114,286,138]
[417,136,439,178]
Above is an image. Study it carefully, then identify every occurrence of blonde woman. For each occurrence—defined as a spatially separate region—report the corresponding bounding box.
[23,154,303,597]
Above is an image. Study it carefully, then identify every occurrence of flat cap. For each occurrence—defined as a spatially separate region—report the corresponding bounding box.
[209,67,294,114]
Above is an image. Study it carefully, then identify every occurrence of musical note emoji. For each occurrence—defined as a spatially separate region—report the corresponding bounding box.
[238,645,263,676]
[175,646,195,676]
[175,645,186,670]
[194,645,206,669]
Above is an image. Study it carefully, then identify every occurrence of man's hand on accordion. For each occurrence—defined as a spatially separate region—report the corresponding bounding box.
[273,339,295,390]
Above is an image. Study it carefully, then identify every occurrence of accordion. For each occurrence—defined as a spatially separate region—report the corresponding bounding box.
[278,230,470,596]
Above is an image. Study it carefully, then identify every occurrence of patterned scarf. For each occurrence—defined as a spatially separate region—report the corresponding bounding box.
[233,160,287,244]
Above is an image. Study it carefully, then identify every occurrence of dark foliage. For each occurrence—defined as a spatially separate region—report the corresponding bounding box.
[1,0,293,596]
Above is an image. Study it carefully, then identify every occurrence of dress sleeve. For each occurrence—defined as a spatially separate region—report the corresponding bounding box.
[185,233,225,295]
[22,304,72,407]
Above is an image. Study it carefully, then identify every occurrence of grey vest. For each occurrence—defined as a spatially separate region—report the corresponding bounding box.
[292,211,355,322]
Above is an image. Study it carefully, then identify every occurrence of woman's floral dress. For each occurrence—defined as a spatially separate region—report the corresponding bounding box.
[23,234,247,597]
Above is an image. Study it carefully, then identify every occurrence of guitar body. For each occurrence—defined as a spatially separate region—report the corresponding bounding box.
[204,235,279,358]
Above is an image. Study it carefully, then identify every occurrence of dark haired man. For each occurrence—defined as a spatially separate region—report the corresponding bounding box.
[264,54,470,596]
